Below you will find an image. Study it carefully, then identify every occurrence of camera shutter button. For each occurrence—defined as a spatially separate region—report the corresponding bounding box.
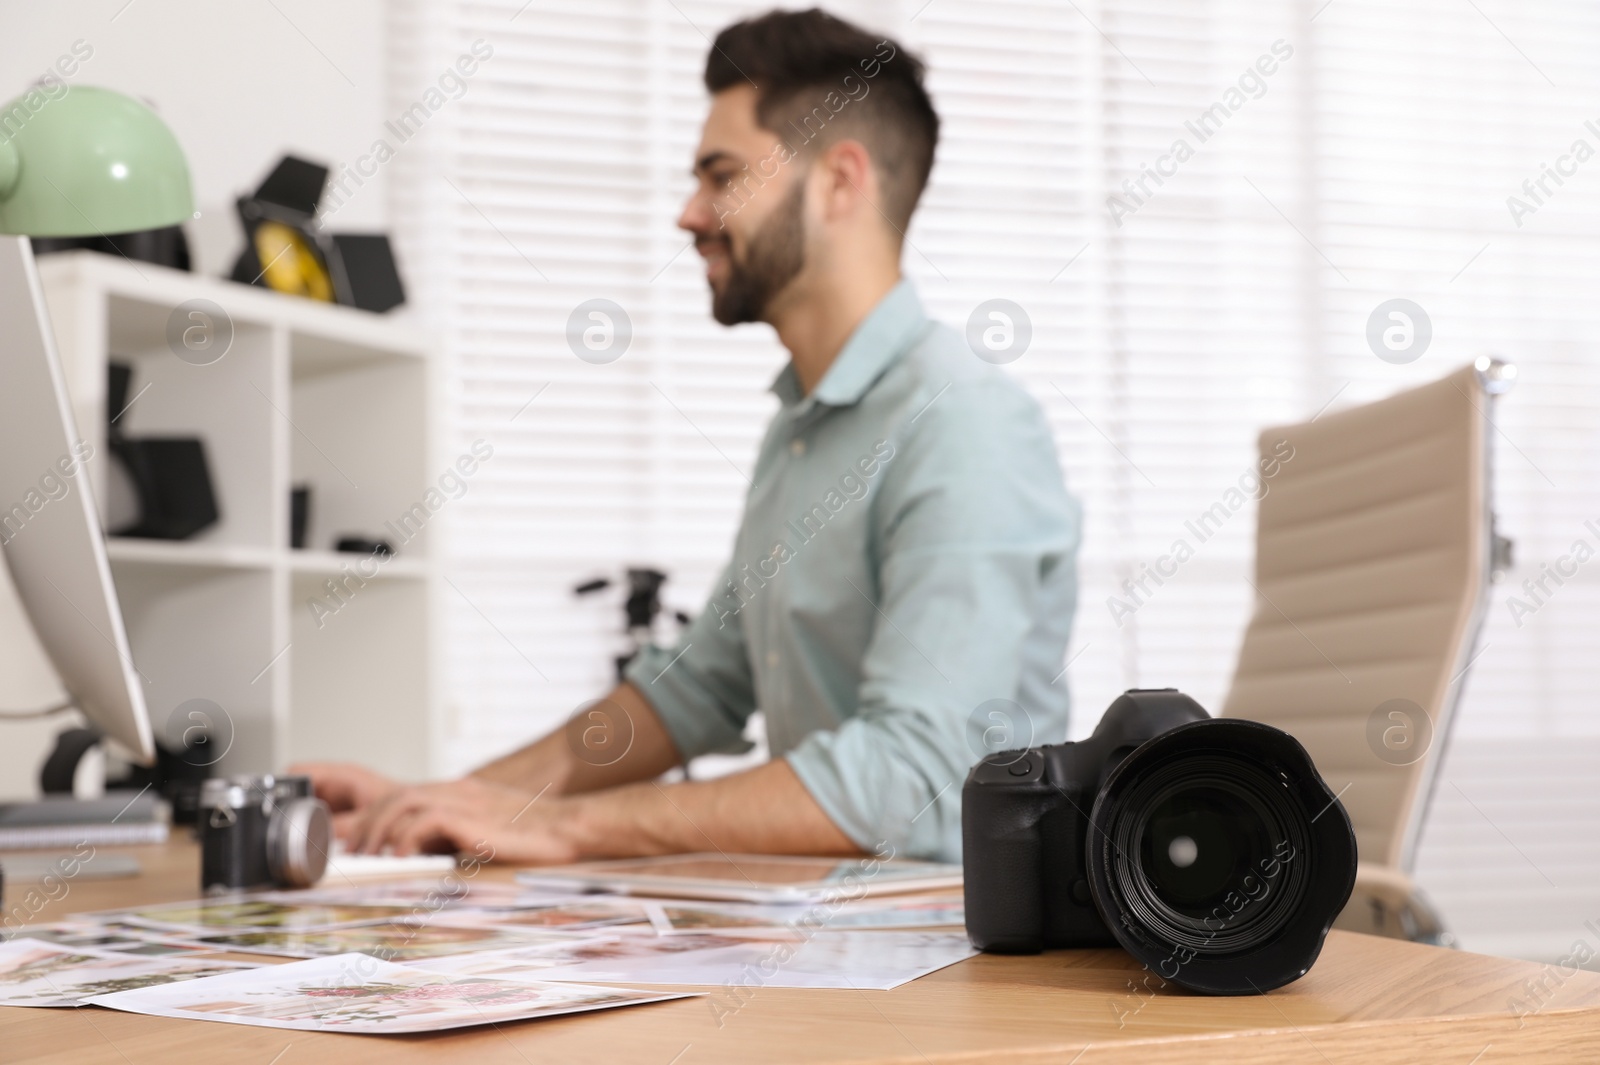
[1007,759,1033,776]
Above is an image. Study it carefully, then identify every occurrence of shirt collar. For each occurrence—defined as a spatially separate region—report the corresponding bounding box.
[769,278,928,412]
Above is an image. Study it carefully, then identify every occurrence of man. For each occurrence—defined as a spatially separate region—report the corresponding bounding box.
[301,8,1079,864]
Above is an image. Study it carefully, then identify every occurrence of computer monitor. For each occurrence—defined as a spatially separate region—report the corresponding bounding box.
[0,236,155,762]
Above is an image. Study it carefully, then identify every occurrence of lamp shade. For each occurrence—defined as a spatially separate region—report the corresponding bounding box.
[0,86,193,237]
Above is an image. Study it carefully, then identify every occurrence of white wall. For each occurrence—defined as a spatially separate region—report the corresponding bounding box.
[0,0,391,797]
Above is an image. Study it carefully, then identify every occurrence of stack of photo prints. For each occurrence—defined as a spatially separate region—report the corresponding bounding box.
[0,854,970,1035]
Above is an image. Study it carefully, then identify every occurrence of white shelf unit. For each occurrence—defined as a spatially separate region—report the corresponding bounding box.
[37,251,440,780]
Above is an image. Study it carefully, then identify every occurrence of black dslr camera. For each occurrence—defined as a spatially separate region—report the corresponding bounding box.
[962,689,1356,995]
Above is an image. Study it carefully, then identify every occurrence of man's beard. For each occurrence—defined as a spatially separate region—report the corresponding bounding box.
[710,177,807,326]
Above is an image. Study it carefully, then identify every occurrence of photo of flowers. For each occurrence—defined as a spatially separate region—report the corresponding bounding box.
[188,920,585,961]
[0,939,254,1007]
[89,953,693,1034]
[416,930,976,990]
[287,879,543,911]
[435,900,653,932]
[412,932,777,980]
[649,894,967,935]
[105,898,415,933]
[6,921,220,956]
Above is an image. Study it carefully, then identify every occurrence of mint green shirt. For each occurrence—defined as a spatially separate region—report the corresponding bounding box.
[625,280,1080,861]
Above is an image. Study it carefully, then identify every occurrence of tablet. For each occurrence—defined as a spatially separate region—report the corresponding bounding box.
[516,853,963,904]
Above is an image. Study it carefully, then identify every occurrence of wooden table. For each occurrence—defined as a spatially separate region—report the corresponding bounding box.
[5,840,1599,1064]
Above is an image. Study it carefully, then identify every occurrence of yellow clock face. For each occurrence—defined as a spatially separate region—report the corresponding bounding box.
[253,221,334,302]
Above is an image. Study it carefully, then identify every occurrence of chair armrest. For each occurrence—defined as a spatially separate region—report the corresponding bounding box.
[1332,862,1455,946]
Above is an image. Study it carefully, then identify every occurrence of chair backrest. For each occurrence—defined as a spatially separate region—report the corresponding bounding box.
[1221,362,1500,872]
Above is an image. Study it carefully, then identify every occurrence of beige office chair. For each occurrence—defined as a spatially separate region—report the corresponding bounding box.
[1221,359,1515,944]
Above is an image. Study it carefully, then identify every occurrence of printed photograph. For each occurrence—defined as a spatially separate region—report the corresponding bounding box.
[284,879,541,911]
[0,939,253,1007]
[6,922,220,956]
[191,921,584,961]
[110,899,415,933]
[413,933,772,980]
[89,953,693,1034]
[648,894,965,935]
[436,901,652,932]
[464,930,977,990]
[654,905,776,933]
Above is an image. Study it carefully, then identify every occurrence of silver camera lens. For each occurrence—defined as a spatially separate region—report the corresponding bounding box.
[267,795,331,888]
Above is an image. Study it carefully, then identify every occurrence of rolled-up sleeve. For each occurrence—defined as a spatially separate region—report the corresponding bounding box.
[624,559,759,760]
[785,379,1080,860]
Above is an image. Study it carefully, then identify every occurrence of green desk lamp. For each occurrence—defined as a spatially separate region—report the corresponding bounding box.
[0,85,193,238]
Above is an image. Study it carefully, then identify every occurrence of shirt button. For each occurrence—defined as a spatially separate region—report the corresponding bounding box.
[766,650,780,668]
[790,438,806,457]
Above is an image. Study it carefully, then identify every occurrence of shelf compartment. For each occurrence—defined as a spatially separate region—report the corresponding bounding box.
[287,573,430,778]
[288,358,432,558]
[101,301,277,551]
[109,564,277,776]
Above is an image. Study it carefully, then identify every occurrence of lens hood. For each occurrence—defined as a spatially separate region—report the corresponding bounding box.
[1086,718,1356,994]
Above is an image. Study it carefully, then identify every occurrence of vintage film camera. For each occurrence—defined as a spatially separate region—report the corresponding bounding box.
[198,774,331,893]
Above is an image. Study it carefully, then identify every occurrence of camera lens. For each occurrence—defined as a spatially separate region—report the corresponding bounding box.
[1116,764,1309,954]
[1144,789,1253,907]
[1086,719,1355,995]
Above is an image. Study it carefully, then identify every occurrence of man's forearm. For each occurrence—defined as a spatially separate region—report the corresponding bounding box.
[471,681,684,796]
[550,757,863,859]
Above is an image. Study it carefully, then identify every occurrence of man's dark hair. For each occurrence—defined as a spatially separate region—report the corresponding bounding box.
[705,9,939,233]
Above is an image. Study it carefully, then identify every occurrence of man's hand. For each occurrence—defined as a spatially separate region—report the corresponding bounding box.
[293,685,859,866]
[347,777,577,864]
[339,759,860,866]
[291,761,399,841]
[348,758,859,865]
